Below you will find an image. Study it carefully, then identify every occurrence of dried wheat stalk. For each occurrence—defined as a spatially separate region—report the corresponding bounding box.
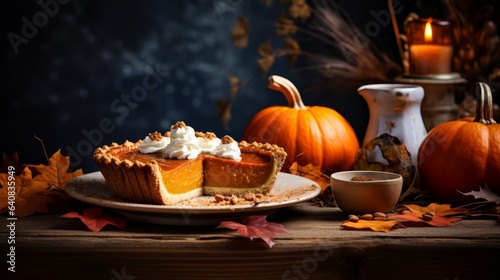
[294,1,402,89]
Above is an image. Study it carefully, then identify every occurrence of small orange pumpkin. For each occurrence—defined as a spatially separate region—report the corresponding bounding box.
[242,75,359,174]
[418,82,500,204]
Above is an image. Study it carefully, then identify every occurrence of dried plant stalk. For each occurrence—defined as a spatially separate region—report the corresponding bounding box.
[299,2,402,88]
[445,0,500,83]
[444,0,499,120]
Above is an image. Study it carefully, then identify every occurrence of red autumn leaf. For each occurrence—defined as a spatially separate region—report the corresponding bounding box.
[387,202,466,227]
[217,215,289,248]
[0,167,56,217]
[61,207,126,232]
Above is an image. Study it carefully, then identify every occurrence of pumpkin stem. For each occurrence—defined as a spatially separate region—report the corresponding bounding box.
[474,82,497,125]
[268,75,307,110]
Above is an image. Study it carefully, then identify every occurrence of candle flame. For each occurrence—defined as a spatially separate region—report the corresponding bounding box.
[424,21,433,43]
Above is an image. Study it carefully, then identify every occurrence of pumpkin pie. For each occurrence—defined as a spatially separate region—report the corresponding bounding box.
[93,121,287,205]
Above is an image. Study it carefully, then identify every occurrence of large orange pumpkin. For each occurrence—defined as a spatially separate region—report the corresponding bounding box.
[242,75,359,174]
[418,82,500,204]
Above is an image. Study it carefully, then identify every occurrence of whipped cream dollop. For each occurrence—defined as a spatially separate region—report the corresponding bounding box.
[213,135,241,161]
[196,132,221,154]
[141,121,242,160]
[139,131,170,154]
[164,121,201,159]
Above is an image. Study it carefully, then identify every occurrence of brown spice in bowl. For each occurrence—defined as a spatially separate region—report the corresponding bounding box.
[350,175,379,181]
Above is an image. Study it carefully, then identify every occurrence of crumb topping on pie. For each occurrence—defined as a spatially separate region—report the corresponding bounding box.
[171,120,187,130]
[221,135,235,144]
[213,135,241,161]
[164,122,200,159]
[148,131,163,141]
[195,131,217,140]
[139,131,170,154]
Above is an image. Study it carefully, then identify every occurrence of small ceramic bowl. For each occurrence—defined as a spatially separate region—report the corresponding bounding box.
[330,170,403,215]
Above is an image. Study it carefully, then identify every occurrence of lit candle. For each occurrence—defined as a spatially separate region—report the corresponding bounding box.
[407,19,453,75]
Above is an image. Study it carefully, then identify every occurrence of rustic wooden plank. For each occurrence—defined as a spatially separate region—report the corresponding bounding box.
[12,237,500,279]
[3,200,500,279]
[12,201,500,239]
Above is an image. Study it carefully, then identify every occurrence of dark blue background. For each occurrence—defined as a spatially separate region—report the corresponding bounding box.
[2,0,444,172]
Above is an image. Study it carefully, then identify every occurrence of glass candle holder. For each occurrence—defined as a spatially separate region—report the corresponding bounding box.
[407,18,453,75]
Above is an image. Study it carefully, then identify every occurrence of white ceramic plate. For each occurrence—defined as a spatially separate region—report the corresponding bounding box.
[66,172,320,226]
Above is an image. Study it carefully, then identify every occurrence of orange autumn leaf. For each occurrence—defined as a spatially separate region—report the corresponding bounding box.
[388,213,462,227]
[289,162,330,192]
[341,219,401,233]
[0,167,56,217]
[402,203,469,217]
[33,149,83,192]
[388,203,466,227]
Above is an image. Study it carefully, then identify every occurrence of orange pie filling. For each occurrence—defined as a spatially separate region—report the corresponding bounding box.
[203,153,274,195]
[123,151,204,195]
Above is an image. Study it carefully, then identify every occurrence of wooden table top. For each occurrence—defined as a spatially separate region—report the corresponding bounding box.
[3,198,500,280]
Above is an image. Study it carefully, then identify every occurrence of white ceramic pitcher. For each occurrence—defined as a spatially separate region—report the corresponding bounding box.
[357,84,427,165]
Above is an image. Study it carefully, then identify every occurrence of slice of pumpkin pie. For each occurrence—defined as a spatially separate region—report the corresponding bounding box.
[93,121,287,205]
